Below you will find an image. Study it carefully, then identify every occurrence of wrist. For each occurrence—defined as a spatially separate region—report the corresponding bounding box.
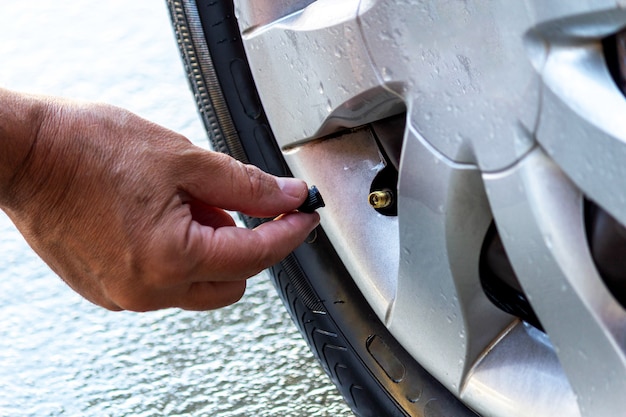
[0,88,50,208]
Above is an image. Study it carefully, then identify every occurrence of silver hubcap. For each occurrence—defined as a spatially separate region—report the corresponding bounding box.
[235,1,626,415]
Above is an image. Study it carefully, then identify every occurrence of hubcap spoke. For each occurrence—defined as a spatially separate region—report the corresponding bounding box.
[234,0,316,33]
[485,148,626,416]
[389,127,512,392]
[533,10,626,228]
[358,0,539,171]
[238,0,403,149]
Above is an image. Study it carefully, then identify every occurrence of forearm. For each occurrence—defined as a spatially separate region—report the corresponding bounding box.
[0,88,48,207]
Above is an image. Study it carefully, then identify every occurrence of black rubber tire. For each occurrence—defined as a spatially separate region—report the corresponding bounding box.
[167,1,478,416]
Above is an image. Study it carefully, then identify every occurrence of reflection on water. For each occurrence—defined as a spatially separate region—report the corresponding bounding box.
[0,1,350,416]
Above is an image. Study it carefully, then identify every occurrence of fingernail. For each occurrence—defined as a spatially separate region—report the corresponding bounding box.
[276,177,306,199]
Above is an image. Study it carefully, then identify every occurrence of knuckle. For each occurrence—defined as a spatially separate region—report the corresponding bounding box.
[185,281,246,310]
[148,259,186,288]
[241,163,271,198]
[252,237,282,272]
[108,254,184,312]
[102,280,155,312]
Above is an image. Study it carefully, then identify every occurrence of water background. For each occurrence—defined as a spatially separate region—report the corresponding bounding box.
[0,2,351,416]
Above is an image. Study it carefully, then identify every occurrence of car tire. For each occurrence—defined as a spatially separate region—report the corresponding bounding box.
[166,1,476,416]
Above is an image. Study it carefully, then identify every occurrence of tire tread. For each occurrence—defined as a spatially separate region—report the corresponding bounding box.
[167,1,478,416]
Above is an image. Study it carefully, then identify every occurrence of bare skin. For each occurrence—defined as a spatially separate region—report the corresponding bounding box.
[0,88,320,311]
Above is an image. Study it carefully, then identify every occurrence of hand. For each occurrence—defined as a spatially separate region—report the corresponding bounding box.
[0,92,320,311]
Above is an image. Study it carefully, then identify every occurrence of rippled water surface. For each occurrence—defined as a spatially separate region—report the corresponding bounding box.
[0,2,351,416]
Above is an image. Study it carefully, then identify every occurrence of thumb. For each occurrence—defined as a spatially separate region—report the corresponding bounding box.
[181,150,309,217]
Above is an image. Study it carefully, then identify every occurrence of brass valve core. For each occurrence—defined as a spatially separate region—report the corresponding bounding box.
[368,190,393,209]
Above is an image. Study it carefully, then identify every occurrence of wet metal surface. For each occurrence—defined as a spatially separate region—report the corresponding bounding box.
[0,2,350,416]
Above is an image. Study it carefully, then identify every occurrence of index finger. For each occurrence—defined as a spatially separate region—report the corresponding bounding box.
[180,150,309,218]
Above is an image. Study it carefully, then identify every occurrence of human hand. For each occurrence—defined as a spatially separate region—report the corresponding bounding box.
[0,91,320,311]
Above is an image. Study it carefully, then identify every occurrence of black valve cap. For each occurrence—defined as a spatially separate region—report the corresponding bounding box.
[298,185,325,213]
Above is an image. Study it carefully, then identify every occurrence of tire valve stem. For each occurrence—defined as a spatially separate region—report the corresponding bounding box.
[298,185,325,213]
[368,190,394,209]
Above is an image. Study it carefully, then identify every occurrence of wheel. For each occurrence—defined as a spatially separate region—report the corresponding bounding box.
[167,1,626,416]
